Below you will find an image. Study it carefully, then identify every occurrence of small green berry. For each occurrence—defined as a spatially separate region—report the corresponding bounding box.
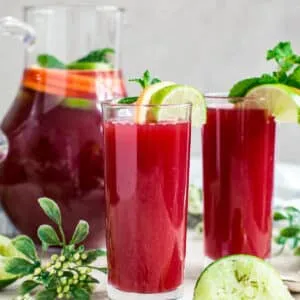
[73,272,79,279]
[58,293,64,299]
[50,269,56,275]
[61,277,68,285]
[80,274,87,281]
[63,262,69,269]
[51,254,58,262]
[63,285,70,293]
[58,270,64,277]
[74,253,80,261]
[77,260,82,266]
[74,279,79,284]
[54,262,62,269]
[34,267,42,276]
[81,253,88,260]
[57,286,62,293]
[59,255,66,262]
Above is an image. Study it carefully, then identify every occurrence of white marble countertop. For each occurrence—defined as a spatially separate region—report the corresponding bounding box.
[0,231,299,299]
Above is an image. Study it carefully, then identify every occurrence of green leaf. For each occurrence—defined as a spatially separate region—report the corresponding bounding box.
[19,280,39,295]
[12,235,38,261]
[118,97,138,104]
[5,257,35,275]
[228,77,261,97]
[129,70,161,89]
[294,246,300,256]
[280,225,300,238]
[83,249,106,264]
[285,206,300,215]
[229,74,278,98]
[36,289,57,300]
[274,235,287,245]
[273,211,289,221]
[38,225,61,247]
[38,198,62,226]
[75,48,115,64]
[71,287,91,300]
[151,78,161,84]
[37,54,66,69]
[70,220,89,245]
[84,275,99,284]
[266,41,293,62]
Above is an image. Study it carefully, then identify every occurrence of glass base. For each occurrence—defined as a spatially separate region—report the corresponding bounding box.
[107,283,184,300]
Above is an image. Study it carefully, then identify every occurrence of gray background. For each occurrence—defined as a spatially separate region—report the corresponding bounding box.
[0,0,300,161]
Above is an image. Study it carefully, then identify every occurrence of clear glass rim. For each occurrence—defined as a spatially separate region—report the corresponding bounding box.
[24,4,125,13]
[101,99,193,109]
[204,92,265,102]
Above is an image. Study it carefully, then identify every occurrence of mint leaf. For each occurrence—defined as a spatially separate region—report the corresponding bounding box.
[118,97,138,104]
[75,48,114,64]
[36,289,57,300]
[5,258,35,275]
[229,74,278,97]
[83,249,106,264]
[37,54,66,69]
[280,226,300,238]
[129,70,161,89]
[229,77,260,97]
[286,66,300,89]
[70,220,89,245]
[12,235,38,262]
[273,211,289,221]
[38,198,62,226]
[266,41,294,63]
[20,280,39,295]
[37,225,61,249]
[71,287,90,300]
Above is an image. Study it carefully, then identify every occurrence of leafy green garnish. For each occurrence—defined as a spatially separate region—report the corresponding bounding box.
[3,198,107,299]
[37,55,66,69]
[118,97,138,104]
[229,41,300,97]
[129,70,161,89]
[73,48,114,64]
[37,48,115,69]
[273,206,300,255]
[117,70,162,104]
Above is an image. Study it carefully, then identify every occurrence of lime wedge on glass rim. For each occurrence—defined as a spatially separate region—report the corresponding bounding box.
[193,254,293,300]
[135,82,206,127]
[244,84,300,123]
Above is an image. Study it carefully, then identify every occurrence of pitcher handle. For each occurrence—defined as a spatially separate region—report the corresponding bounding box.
[0,16,36,48]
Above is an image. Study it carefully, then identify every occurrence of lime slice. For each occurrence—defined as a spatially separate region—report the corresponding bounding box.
[188,184,202,215]
[0,235,23,290]
[67,62,113,71]
[150,84,206,127]
[135,81,176,123]
[245,84,300,123]
[193,254,293,300]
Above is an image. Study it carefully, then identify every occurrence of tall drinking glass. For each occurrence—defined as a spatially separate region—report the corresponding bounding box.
[202,95,276,261]
[102,102,192,299]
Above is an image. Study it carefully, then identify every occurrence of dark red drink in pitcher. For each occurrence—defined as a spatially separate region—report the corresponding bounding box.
[0,6,126,247]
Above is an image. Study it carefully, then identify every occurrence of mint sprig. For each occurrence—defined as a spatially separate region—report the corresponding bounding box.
[4,198,107,300]
[117,70,161,104]
[129,70,161,89]
[273,206,300,255]
[229,41,300,97]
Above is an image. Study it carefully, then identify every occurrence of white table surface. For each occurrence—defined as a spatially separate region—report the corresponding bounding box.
[0,230,299,299]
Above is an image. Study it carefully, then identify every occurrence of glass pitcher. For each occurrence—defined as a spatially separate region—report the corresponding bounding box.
[0,5,126,248]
